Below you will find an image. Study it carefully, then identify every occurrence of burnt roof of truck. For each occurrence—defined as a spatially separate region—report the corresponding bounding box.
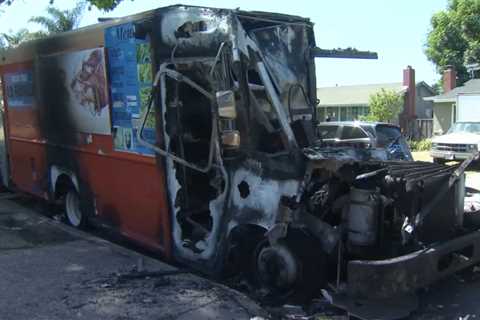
[0,4,311,66]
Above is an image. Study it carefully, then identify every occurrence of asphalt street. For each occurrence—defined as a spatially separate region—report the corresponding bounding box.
[1,180,480,319]
[0,196,265,320]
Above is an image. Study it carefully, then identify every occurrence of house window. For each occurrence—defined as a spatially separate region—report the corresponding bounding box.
[317,105,370,122]
[340,107,347,121]
[317,107,325,122]
[346,107,354,121]
[361,106,369,118]
[326,107,338,120]
[452,103,456,123]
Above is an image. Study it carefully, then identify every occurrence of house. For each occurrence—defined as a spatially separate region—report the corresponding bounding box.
[317,66,436,136]
[424,67,480,135]
[316,82,407,121]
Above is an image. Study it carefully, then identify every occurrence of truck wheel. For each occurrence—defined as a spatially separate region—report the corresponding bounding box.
[65,190,87,228]
[255,242,299,293]
[253,235,326,302]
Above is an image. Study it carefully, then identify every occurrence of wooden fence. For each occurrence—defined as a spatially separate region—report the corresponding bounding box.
[416,118,433,140]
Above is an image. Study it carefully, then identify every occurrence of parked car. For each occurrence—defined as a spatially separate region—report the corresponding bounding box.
[317,121,413,160]
[431,122,480,164]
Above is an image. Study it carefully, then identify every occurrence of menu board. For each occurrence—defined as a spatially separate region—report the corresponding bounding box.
[3,70,34,108]
[105,22,156,155]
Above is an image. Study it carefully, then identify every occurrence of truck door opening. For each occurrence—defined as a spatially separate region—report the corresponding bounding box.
[139,60,225,254]
[166,63,218,249]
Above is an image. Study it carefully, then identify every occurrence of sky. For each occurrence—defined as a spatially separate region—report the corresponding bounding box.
[0,0,449,87]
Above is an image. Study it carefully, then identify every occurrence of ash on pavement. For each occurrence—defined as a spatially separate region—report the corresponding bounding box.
[0,197,265,320]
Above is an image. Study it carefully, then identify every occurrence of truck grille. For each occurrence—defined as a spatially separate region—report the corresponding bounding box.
[436,143,468,152]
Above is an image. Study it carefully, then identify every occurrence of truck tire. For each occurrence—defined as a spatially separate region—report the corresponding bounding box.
[65,190,87,229]
[253,235,327,303]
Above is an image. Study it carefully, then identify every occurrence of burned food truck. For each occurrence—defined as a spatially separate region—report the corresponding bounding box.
[1,5,480,316]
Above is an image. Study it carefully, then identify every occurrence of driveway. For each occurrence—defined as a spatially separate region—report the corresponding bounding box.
[412,151,480,190]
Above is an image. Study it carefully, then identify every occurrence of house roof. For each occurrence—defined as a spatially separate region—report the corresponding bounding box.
[317,82,408,107]
[424,79,480,103]
[416,81,437,95]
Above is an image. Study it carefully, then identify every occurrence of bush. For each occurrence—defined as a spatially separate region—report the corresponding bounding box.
[408,139,432,151]
[360,89,403,123]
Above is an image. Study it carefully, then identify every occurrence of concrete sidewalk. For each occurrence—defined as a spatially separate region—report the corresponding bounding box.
[0,197,265,320]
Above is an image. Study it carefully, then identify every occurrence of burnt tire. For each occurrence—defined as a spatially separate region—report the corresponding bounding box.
[253,234,327,303]
[65,190,88,229]
[255,242,299,292]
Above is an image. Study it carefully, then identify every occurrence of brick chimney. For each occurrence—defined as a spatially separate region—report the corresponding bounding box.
[403,65,416,118]
[443,66,456,92]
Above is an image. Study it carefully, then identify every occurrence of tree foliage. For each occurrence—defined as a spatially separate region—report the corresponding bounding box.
[361,89,403,123]
[425,0,480,85]
[1,3,84,49]
[29,2,85,34]
[1,28,43,47]
[0,0,126,11]
[86,0,125,11]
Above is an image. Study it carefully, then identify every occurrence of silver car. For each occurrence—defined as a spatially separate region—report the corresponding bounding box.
[317,121,413,161]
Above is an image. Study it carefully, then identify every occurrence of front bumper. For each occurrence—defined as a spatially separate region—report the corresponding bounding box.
[347,230,480,300]
[430,149,474,160]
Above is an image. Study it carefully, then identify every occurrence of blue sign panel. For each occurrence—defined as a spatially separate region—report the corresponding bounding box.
[105,23,155,155]
[4,70,34,108]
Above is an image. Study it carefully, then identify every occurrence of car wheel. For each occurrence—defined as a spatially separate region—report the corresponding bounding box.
[65,190,87,228]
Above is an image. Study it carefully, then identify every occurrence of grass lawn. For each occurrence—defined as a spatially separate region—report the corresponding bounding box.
[412,151,432,162]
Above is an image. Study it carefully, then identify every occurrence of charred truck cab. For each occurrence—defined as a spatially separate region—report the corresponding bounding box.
[2,5,480,317]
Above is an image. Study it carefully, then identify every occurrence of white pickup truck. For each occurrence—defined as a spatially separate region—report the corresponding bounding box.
[431,94,480,164]
[431,122,480,163]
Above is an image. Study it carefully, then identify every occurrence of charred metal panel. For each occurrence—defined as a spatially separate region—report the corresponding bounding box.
[153,6,231,58]
[228,165,300,229]
[348,230,480,299]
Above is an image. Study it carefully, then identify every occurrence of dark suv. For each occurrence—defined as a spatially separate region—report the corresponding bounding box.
[317,121,413,160]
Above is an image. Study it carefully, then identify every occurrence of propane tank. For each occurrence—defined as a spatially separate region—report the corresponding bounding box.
[347,188,380,247]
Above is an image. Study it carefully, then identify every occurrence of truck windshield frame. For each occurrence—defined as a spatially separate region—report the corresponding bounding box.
[447,122,480,134]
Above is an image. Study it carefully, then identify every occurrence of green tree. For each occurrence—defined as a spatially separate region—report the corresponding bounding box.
[0,34,6,50]
[1,28,42,48]
[361,89,403,123]
[0,3,84,49]
[0,0,125,11]
[29,2,85,34]
[86,0,125,11]
[425,0,480,85]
